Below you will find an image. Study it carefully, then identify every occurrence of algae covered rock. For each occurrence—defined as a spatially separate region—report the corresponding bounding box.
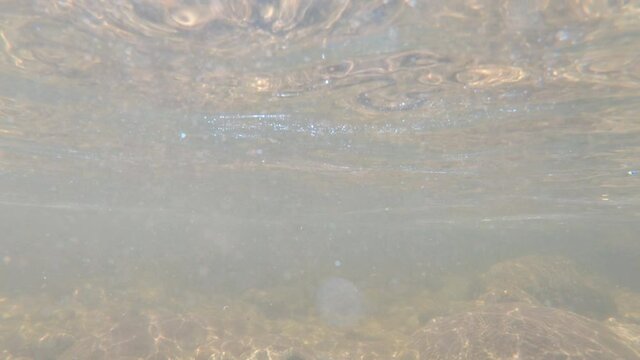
[478,255,617,319]
[408,303,639,360]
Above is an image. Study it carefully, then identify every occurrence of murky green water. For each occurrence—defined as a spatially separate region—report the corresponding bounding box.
[1,1,639,359]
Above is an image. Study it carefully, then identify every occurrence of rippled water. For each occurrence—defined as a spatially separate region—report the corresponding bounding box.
[1,0,639,359]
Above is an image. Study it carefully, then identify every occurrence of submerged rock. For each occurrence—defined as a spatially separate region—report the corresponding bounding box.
[408,303,639,360]
[478,255,617,319]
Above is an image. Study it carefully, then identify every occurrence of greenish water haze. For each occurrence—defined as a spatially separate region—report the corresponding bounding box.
[1,1,639,358]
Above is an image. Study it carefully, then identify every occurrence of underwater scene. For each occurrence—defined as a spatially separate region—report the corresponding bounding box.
[0,0,639,359]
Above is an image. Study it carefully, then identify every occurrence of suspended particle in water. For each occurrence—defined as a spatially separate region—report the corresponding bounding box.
[315,277,364,327]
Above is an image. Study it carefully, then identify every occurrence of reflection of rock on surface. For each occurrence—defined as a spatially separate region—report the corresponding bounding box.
[315,277,364,327]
